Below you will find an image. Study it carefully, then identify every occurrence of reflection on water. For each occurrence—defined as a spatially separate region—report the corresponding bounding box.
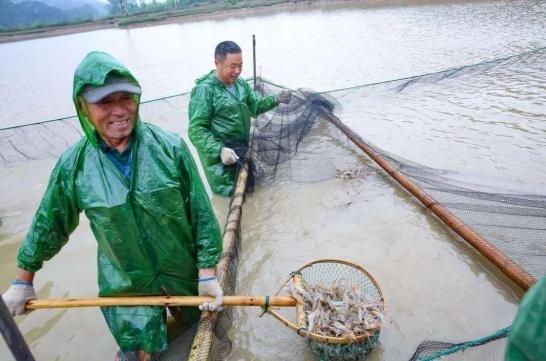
[1,0,545,360]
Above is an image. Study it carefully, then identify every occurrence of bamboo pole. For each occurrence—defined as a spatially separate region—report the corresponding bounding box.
[323,111,536,290]
[188,162,249,361]
[26,296,296,310]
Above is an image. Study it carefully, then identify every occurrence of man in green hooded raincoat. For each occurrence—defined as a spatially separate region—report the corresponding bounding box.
[188,40,291,196]
[1,51,223,361]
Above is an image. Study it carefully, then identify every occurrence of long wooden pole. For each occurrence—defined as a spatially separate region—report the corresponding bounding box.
[188,162,250,361]
[323,111,536,290]
[26,296,295,310]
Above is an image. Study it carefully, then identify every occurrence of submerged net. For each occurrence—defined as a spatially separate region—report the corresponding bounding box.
[1,47,546,360]
[247,84,338,189]
[185,197,243,361]
[249,48,546,281]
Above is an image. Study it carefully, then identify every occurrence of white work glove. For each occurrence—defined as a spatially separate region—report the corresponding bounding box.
[276,90,291,104]
[2,281,37,316]
[198,276,223,312]
[220,147,239,165]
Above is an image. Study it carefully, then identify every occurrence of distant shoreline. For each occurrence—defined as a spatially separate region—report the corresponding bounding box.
[0,0,357,44]
[0,0,448,44]
[0,18,119,44]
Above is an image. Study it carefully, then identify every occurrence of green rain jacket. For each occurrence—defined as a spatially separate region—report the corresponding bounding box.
[17,51,222,353]
[188,70,278,196]
[505,276,546,361]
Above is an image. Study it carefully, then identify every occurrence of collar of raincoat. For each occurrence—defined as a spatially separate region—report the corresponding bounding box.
[73,51,141,148]
[195,70,231,88]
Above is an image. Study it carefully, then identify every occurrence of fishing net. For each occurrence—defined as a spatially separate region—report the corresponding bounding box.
[266,259,385,361]
[245,82,338,191]
[247,48,546,281]
[238,50,546,360]
[1,47,546,361]
[407,327,509,361]
[212,81,339,195]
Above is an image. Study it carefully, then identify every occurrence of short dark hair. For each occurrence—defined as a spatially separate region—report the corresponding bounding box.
[215,41,242,61]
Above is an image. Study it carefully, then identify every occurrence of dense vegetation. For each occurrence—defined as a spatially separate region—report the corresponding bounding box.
[0,0,106,30]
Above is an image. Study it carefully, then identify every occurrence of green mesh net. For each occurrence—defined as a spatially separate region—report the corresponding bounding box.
[407,327,510,361]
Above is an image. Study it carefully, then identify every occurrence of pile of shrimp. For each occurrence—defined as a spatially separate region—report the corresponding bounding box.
[287,281,383,340]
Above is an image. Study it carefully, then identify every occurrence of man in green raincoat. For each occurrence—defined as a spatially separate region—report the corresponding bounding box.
[1,51,223,361]
[188,40,291,196]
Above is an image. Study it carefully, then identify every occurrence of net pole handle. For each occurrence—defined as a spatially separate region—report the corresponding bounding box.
[25,296,296,310]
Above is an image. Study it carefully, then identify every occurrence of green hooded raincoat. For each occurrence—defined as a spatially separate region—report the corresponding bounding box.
[188,71,278,196]
[17,51,222,353]
[504,276,546,361]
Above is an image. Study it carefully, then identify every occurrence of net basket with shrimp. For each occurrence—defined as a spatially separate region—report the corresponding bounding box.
[266,259,386,361]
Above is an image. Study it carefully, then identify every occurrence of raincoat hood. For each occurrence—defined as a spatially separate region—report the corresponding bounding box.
[73,51,141,147]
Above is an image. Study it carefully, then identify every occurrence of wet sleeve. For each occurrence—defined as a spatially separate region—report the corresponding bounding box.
[188,85,224,160]
[177,140,222,269]
[17,160,80,272]
[243,81,278,117]
[504,276,546,361]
